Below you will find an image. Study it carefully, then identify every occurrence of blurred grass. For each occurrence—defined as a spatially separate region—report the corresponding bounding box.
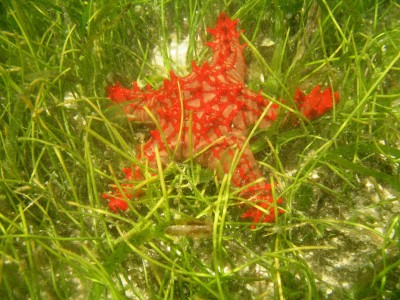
[1,0,400,299]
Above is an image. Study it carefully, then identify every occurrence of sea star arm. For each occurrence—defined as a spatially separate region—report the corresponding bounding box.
[107,82,163,123]
[295,85,340,120]
[197,135,283,224]
[103,130,172,212]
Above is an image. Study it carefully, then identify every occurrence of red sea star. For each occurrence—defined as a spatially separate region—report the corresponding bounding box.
[103,12,339,227]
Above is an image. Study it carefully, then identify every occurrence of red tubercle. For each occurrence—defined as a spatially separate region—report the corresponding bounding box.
[106,196,129,212]
[122,166,145,182]
[102,186,131,211]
